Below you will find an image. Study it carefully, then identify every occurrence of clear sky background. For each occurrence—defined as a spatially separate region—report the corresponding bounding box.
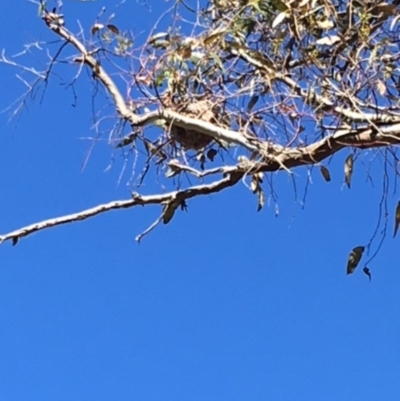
[0,1,399,400]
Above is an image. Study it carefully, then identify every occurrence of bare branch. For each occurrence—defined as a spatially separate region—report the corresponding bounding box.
[0,172,242,245]
[42,10,136,123]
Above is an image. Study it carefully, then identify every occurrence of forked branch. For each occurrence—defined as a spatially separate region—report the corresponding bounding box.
[2,2,400,247]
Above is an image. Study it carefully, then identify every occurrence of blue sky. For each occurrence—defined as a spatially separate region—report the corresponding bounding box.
[0,1,400,400]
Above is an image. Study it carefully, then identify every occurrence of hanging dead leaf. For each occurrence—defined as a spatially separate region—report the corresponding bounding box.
[320,166,331,182]
[144,140,166,164]
[257,188,265,212]
[166,167,179,178]
[250,176,259,193]
[91,23,104,35]
[149,32,169,45]
[344,154,353,188]
[180,46,192,59]
[394,200,400,237]
[162,200,179,224]
[246,95,259,113]
[144,140,158,155]
[202,29,227,46]
[149,32,170,49]
[346,246,365,275]
[107,24,120,35]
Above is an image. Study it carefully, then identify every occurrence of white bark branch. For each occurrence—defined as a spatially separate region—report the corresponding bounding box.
[0,173,242,245]
[42,12,137,124]
[2,119,400,246]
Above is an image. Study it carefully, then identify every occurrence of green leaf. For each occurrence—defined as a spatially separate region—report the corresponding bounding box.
[269,0,289,12]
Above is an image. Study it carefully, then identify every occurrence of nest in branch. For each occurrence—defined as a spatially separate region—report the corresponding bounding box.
[169,99,221,151]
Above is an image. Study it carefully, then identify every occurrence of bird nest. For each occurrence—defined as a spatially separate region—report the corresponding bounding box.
[169,99,221,151]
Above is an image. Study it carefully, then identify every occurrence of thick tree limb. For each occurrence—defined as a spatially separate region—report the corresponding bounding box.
[2,119,399,246]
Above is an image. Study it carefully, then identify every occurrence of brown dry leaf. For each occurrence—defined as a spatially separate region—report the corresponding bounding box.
[162,201,179,224]
[346,246,365,275]
[320,166,331,182]
[344,154,353,188]
[165,166,179,179]
[91,23,104,35]
[144,140,158,155]
[107,24,120,35]
[202,29,227,46]
[250,176,259,193]
[180,46,192,59]
[257,188,265,212]
[246,95,259,113]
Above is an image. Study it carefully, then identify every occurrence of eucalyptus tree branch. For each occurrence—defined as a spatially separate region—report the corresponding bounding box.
[128,109,269,153]
[42,9,400,163]
[3,2,398,249]
[167,160,235,178]
[0,172,242,246]
[228,42,400,125]
[3,118,400,246]
[42,10,136,123]
[42,11,275,156]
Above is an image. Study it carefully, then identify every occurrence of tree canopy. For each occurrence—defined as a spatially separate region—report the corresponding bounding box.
[2,0,400,270]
